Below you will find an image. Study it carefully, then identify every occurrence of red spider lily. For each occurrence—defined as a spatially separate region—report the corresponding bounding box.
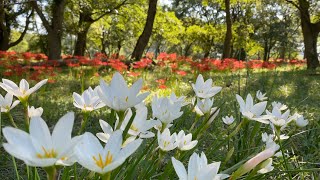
[35,53,48,60]
[158,84,167,89]
[47,79,56,83]
[156,78,166,85]
[175,70,187,76]
[22,52,35,60]
[132,58,153,69]
[146,52,154,59]
[108,59,128,72]
[127,71,141,77]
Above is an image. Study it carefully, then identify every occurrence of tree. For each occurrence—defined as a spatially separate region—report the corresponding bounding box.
[131,0,158,61]
[286,0,320,69]
[31,0,67,60]
[222,0,232,59]
[67,0,130,56]
[0,0,33,51]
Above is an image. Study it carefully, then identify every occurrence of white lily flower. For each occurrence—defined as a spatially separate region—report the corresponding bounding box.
[0,79,47,101]
[294,113,308,127]
[266,107,295,129]
[75,130,142,175]
[206,107,220,126]
[73,87,105,112]
[170,93,188,106]
[97,104,160,143]
[98,72,149,112]
[222,115,235,125]
[271,101,288,111]
[120,105,160,138]
[96,119,114,143]
[0,93,20,113]
[176,130,198,151]
[172,152,229,180]
[231,140,279,179]
[257,158,274,174]
[152,95,183,125]
[194,98,214,116]
[236,94,269,124]
[256,90,267,101]
[192,74,222,98]
[261,133,289,144]
[157,128,178,151]
[28,106,43,118]
[3,112,81,167]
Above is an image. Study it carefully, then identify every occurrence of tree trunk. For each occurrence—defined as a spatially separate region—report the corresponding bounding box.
[298,0,319,69]
[74,26,90,56]
[301,21,319,69]
[222,0,232,59]
[31,0,66,60]
[263,40,268,61]
[131,0,158,61]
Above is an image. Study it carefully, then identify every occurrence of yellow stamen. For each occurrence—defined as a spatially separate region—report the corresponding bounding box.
[130,124,138,131]
[36,146,57,159]
[92,151,113,169]
[125,96,129,102]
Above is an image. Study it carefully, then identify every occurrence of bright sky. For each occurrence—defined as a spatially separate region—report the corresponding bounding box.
[159,0,172,6]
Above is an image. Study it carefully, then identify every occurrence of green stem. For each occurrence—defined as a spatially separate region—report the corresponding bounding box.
[7,112,18,128]
[116,111,125,130]
[44,166,57,180]
[276,128,292,180]
[122,110,136,141]
[12,156,19,180]
[189,115,200,131]
[22,102,29,132]
[207,119,247,156]
[101,172,111,180]
[78,111,90,135]
[74,164,77,180]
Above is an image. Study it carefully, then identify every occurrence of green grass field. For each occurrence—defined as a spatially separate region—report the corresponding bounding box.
[0,67,319,179]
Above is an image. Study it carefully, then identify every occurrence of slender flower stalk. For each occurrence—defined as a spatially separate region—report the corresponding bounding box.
[78,111,90,135]
[6,112,18,128]
[275,128,292,180]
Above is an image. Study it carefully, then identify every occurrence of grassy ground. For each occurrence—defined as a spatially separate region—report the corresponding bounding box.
[0,66,319,179]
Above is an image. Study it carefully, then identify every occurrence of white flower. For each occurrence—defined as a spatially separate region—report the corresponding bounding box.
[194,98,214,116]
[261,133,288,145]
[0,79,47,101]
[98,72,149,111]
[3,112,81,167]
[152,95,183,125]
[271,101,288,111]
[73,87,105,112]
[256,90,267,101]
[157,128,178,151]
[96,119,114,143]
[172,152,229,180]
[97,104,160,143]
[257,158,274,174]
[294,113,308,127]
[266,107,295,129]
[236,94,269,124]
[170,93,188,106]
[231,140,279,178]
[0,93,20,113]
[206,107,220,126]
[222,115,235,125]
[176,130,198,151]
[192,74,222,98]
[75,130,142,175]
[120,105,160,138]
[28,106,43,118]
